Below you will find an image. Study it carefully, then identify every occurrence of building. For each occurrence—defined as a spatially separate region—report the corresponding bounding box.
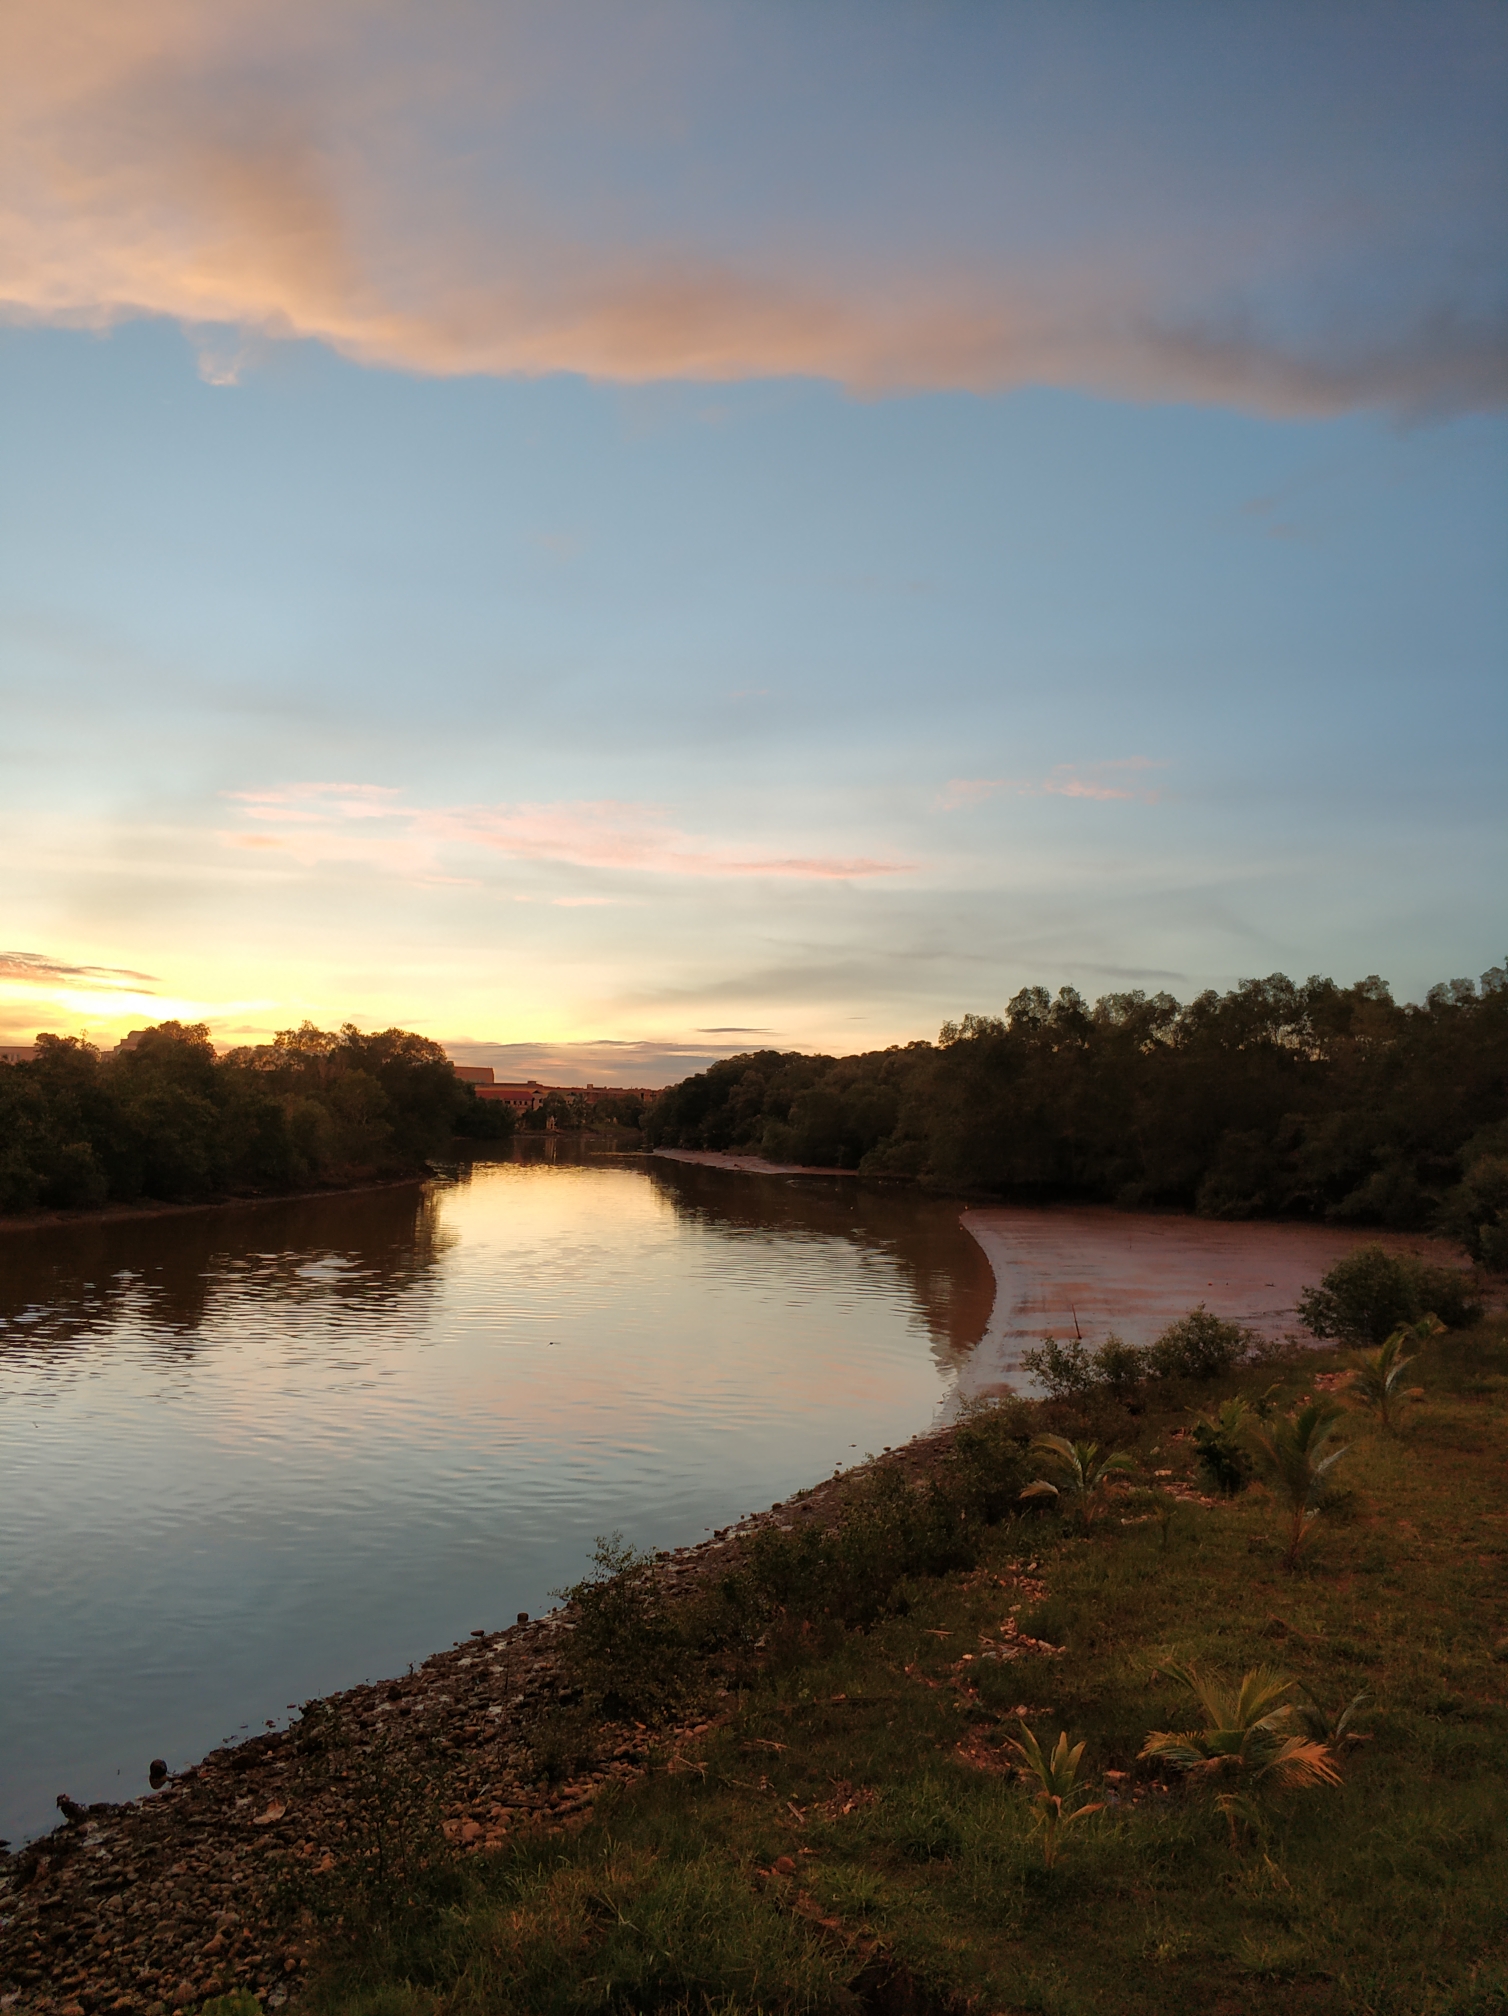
[0,1044,37,1065]
[478,1082,548,1112]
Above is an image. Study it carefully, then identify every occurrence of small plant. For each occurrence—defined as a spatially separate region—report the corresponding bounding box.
[1147,1305,1254,1380]
[1191,1397,1254,1494]
[1140,1661,1341,1845]
[1019,1434,1133,1530]
[1003,1724,1104,1868]
[1294,1681,1370,1746]
[1351,1313,1444,1430]
[1246,1399,1347,1571]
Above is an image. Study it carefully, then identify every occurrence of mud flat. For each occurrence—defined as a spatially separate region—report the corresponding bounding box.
[653,1147,860,1177]
[957,1204,1476,1399]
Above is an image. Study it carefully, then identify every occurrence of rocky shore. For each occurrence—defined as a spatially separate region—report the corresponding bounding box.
[0,1431,958,2016]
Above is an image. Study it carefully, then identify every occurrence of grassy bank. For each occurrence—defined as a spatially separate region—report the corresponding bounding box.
[301,1320,1508,2016]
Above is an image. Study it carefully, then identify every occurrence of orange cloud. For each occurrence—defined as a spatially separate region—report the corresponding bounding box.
[224,783,910,881]
[2,2,1500,412]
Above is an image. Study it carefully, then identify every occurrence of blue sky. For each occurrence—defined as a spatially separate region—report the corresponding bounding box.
[2,1,1504,1075]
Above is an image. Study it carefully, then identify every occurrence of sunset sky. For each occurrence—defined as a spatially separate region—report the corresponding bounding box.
[2,1,1505,1079]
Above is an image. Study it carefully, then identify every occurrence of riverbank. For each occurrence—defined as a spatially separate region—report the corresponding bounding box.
[7,1314,1507,2014]
[0,1175,433,1239]
[653,1148,863,1177]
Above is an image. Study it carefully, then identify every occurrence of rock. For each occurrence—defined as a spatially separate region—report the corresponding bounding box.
[149,1760,169,1789]
[517,1611,529,1624]
[56,1794,89,1824]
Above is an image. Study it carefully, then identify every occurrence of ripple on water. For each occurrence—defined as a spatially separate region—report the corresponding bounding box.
[0,1159,981,1843]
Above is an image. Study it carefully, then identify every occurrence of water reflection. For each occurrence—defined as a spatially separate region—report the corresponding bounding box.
[0,1156,974,1845]
[642,1159,996,1371]
[0,1182,453,1360]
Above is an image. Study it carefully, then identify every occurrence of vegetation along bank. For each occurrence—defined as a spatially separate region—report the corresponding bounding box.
[647,963,1508,1248]
[0,1023,513,1216]
[3,1246,1504,2015]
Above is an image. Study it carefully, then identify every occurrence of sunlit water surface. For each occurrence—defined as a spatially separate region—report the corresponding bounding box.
[0,1155,994,1843]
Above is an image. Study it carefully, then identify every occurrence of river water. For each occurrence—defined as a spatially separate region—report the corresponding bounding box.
[0,1152,992,1846]
[0,1149,1445,1845]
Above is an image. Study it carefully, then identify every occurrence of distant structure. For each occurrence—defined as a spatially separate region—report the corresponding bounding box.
[0,1043,37,1065]
[475,1078,550,1112]
[446,1061,660,1112]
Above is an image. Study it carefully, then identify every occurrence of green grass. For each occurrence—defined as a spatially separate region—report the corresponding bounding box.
[303,1320,1508,2015]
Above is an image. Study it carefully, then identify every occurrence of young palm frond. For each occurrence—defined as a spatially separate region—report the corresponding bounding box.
[1245,1400,1348,1570]
[1140,1660,1341,1846]
[1294,1681,1370,1746]
[1019,1434,1134,1531]
[1351,1313,1444,1431]
[1191,1396,1254,1495]
[1004,1724,1104,1868]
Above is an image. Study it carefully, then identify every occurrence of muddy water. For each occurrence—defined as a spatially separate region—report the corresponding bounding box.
[0,1151,1453,1845]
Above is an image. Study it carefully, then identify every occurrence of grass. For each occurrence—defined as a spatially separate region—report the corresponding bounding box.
[300,1318,1508,2015]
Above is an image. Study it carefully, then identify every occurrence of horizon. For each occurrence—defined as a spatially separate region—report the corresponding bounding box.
[3,3,1505,1052]
[7,948,1505,1093]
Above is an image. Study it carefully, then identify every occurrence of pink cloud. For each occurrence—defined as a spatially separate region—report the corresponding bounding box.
[2,3,1497,414]
[223,784,910,881]
[940,761,1164,809]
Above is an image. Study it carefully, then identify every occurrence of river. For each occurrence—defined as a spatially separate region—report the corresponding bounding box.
[0,1147,1445,1845]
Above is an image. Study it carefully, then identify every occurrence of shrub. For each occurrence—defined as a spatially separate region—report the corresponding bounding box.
[739,1464,979,1632]
[1092,1332,1146,1401]
[1297,1243,1481,1346]
[1437,1153,1508,1271]
[554,1534,691,1721]
[1147,1305,1254,1380]
[1019,1336,1097,1399]
[946,1398,1032,1522]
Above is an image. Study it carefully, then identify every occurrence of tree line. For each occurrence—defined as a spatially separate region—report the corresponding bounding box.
[645,964,1508,1253]
[0,1021,512,1214]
